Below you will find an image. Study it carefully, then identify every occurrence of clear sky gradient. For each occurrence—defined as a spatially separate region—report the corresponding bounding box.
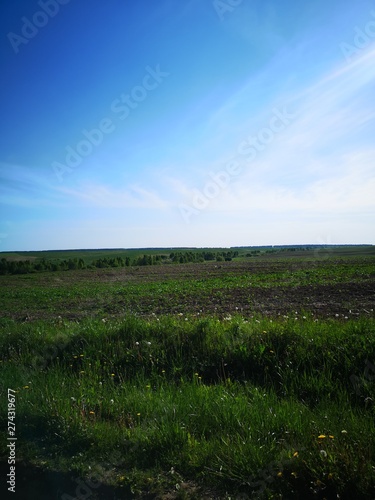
[1,0,374,250]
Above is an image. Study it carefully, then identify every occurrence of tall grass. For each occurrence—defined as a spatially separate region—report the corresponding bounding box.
[1,315,374,498]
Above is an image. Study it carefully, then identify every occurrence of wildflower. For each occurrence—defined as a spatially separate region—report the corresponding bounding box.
[291,471,298,478]
[135,342,139,346]
[320,450,327,458]
[328,473,333,480]
[79,371,85,374]
[23,385,29,389]
[318,434,326,439]
[89,411,95,415]
[162,370,165,374]
[110,399,114,404]
[146,384,151,389]
[111,373,115,377]
[146,341,151,345]
[293,451,298,457]
[73,355,78,358]
[79,354,84,357]
[329,435,334,439]
[341,429,348,434]
[277,472,283,478]
[137,412,141,416]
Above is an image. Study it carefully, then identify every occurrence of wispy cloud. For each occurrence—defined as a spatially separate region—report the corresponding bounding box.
[169,46,375,224]
[54,183,170,210]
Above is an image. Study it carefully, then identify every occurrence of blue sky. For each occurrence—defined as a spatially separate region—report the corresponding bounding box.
[0,0,374,251]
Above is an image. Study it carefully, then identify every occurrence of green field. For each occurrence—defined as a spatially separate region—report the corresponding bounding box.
[0,246,374,499]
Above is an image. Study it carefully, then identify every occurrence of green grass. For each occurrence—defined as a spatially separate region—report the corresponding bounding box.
[0,250,374,497]
[1,315,375,498]
[1,253,374,321]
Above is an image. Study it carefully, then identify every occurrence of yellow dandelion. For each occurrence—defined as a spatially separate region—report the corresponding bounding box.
[89,411,95,415]
[277,472,283,478]
[23,385,29,389]
[329,435,334,439]
[162,370,165,373]
[137,412,141,416]
[318,434,326,439]
[293,451,299,457]
[80,354,84,357]
[111,373,115,377]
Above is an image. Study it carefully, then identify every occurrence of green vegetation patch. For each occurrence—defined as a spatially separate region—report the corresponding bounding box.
[1,315,374,498]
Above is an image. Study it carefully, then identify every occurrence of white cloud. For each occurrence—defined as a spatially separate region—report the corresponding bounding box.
[168,45,375,234]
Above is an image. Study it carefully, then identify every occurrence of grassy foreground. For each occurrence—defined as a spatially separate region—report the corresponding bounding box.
[1,314,375,498]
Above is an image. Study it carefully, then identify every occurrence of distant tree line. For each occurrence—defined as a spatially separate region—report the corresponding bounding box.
[0,250,239,275]
[169,250,238,263]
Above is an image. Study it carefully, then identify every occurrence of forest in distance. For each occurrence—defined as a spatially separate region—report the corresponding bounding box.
[0,244,373,275]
